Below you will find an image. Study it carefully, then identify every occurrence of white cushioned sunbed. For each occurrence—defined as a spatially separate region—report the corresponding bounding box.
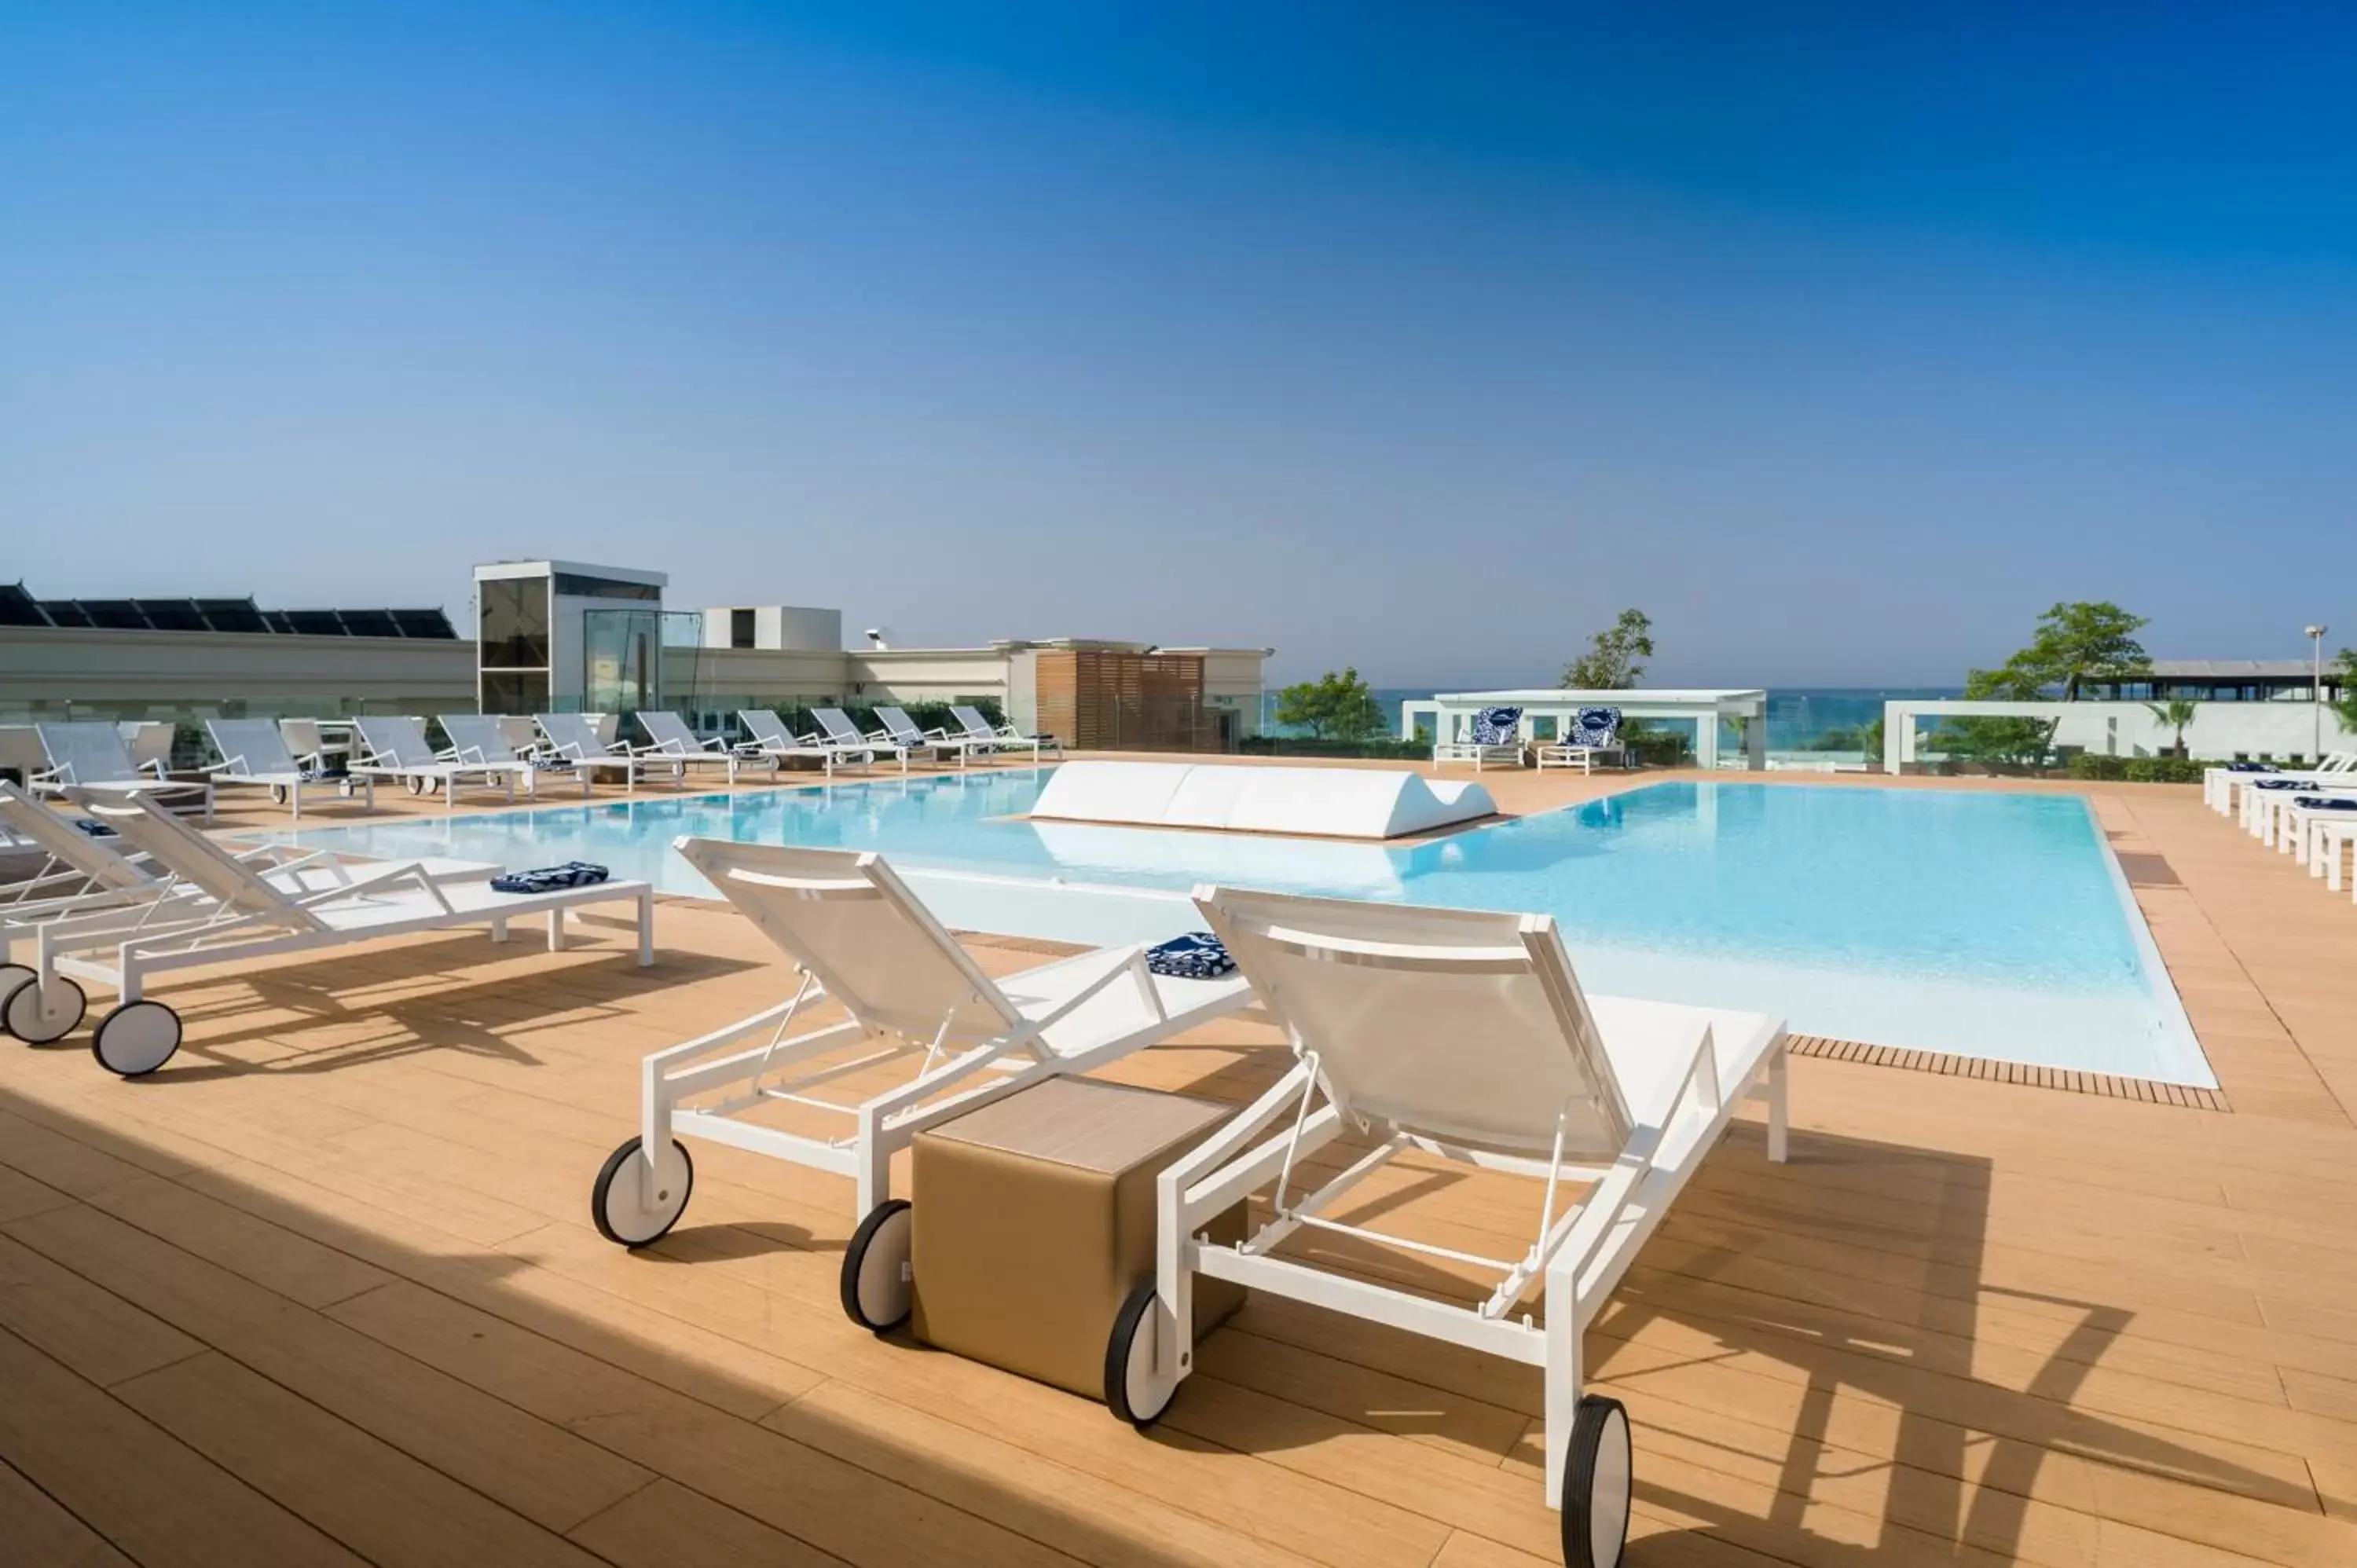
[1028,761,1494,840]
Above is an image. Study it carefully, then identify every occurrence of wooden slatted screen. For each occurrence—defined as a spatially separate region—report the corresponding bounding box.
[1032,650,1213,752]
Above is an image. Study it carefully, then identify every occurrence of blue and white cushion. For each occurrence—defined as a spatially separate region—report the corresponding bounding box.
[2300,797,2357,811]
[1470,706,1523,747]
[2227,762,2278,774]
[71,818,119,838]
[2254,779,2319,792]
[1572,705,1622,749]
[490,861,611,895]
[1146,931,1236,980]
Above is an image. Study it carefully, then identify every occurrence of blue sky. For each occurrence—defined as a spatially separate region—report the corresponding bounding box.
[4,2,2352,686]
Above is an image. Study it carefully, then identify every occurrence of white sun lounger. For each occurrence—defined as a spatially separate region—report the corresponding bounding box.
[731,709,857,775]
[1092,886,1787,1568]
[2243,779,2357,846]
[634,713,742,785]
[440,714,585,799]
[812,708,911,773]
[534,713,684,792]
[589,840,1254,1254]
[203,718,374,819]
[1433,705,1527,771]
[874,705,990,768]
[2205,753,2356,815]
[349,716,526,808]
[950,705,1060,763]
[2,789,651,1076]
[0,781,497,1010]
[30,722,215,822]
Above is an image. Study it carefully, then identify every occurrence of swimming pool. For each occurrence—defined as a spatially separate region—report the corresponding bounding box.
[269,774,2210,1086]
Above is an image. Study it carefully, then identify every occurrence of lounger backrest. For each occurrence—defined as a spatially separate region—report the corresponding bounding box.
[874,706,926,742]
[68,793,317,925]
[739,709,794,747]
[354,716,437,768]
[536,713,607,757]
[119,722,176,771]
[950,705,997,738]
[36,722,141,785]
[636,712,699,753]
[1196,885,1633,1161]
[278,719,327,761]
[2324,753,2357,774]
[812,708,866,744]
[439,714,519,764]
[206,719,300,777]
[0,782,151,889]
[673,838,1022,1043]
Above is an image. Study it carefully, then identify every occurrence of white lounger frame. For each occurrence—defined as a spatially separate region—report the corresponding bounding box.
[349,717,526,808]
[733,710,871,775]
[950,705,1060,763]
[29,722,215,822]
[2206,753,2356,815]
[634,713,742,784]
[812,709,911,775]
[202,719,375,820]
[27,792,649,1005]
[627,840,1245,1220]
[1131,887,1786,1533]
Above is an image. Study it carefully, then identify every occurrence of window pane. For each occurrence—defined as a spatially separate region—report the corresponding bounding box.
[480,670,551,715]
[731,608,755,648]
[478,578,550,667]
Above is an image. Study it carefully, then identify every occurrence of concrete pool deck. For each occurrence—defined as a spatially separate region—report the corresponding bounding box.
[6,757,2353,1564]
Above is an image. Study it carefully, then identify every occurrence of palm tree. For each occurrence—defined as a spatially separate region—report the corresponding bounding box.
[2146,698,2198,759]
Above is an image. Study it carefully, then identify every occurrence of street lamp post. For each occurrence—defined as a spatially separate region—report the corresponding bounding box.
[2307,625,2330,760]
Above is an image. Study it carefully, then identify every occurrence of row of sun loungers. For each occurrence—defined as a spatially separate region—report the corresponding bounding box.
[13,707,1061,826]
[2205,752,2357,903]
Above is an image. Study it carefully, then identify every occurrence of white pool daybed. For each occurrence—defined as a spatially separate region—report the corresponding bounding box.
[1026,761,1495,841]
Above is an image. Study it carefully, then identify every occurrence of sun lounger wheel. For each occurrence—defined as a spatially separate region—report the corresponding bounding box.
[92,1000,182,1077]
[4,975,85,1044]
[0,964,32,1021]
[269,784,290,804]
[1561,1394,1632,1568]
[405,776,428,796]
[591,1136,695,1247]
[839,1199,913,1333]
[1105,1279,1179,1429]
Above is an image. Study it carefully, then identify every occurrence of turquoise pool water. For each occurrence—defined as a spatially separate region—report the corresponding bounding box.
[271,775,2209,1086]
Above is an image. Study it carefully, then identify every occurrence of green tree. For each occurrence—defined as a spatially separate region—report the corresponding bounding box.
[1936,602,2151,768]
[1981,600,2151,701]
[2146,698,2198,758]
[1273,667,1385,741]
[2333,649,2357,733]
[1561,608,1655,691]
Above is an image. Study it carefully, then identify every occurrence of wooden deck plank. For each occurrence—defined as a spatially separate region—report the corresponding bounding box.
[0,1456,137,1568]
[0,1324,367,1568]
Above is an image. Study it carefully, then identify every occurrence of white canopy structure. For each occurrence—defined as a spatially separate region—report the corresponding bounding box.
[1402,689,1769,771]
[1028,761,1495,840]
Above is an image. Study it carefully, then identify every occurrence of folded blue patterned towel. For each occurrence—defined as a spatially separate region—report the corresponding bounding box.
[1146,931,1236,980]
[71,818,119,838]
[2227,762,2278,773]
[1470,706,1523,746]
[2254,779,2319,791]
[490,861,611,895]
[2297,797,2357,811]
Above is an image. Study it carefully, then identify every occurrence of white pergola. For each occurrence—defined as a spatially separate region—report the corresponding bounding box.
[1402,688,1769,771]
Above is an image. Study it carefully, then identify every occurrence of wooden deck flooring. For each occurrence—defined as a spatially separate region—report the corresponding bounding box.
[4,771,2355,1566]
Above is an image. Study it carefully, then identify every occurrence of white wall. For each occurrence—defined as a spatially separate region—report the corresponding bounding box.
[1885,698,2355,771]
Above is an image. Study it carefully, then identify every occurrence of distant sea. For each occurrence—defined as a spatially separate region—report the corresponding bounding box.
[1259,686,1965,752]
